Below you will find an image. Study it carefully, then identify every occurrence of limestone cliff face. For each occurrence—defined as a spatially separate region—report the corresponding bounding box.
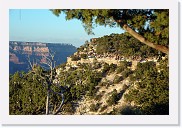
[9,41,77,74]
[10,41,49,56]
[9,53,22,64]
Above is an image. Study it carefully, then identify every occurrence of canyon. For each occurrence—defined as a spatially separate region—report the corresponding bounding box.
[9,41,77,74]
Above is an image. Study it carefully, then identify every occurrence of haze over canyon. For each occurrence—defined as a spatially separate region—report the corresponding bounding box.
[9,41,77,74]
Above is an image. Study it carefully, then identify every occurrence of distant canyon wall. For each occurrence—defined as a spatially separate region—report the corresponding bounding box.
[9,41,77,74]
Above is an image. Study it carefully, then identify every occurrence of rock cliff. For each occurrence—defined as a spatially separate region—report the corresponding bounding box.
[9,41,77,74]
[53,38,167,115]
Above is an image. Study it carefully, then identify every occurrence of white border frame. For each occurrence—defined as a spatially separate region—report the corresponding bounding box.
[0,0,179,125]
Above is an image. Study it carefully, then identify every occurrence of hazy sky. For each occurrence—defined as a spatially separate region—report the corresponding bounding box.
[9,9,123,47]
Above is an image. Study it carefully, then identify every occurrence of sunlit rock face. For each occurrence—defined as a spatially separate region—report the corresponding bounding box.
[9,41,77,74]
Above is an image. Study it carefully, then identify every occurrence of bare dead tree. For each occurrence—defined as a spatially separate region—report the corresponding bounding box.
[27,52,64,115]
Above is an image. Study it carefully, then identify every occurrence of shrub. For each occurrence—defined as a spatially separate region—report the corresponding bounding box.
[116,61,128,73]
[116,66,125,73]
[90,103,100,112]
[113,75,123,84]
[129,74,136,81]
[122,69,133,79]
[124,61,169,115]
[87,83,97,98]
[121,61,128,67]
[63,102,75,114]
[107,89,119,106]
[94,94,102,101]
[102,63,110,74]
[93,62,102,69]
[77,46,84,52]
[109,63,117,73]
[80,54,87,59]
[71,55,80,61]
[98,82,107,87]
[100,105,107,112]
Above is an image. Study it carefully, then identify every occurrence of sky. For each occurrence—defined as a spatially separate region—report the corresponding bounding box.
[9,9,124,47]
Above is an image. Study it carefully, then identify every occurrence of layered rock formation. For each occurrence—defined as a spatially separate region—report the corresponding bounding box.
[9,41,77,74]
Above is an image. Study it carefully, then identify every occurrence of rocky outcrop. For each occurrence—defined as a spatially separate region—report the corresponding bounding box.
[54,38,168,115]
[66,40,159,71]
[9,53,23,64]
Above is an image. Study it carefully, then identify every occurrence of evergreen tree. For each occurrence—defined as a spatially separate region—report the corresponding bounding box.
[124,60,169,114]
[51,9,169,54]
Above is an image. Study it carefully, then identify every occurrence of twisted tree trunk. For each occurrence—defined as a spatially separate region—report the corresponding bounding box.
[122,24,169,54]
[53,92,64,115]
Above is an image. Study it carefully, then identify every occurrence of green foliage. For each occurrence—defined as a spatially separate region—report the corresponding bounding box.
[113,75,123,84]
[146,10,169,46]
[51,9,168,54]
[134,61,156,80]
[94,94,103,101]
[95,33,159,57]
[51,9,165,36]
[80,54,88,59]
[116,61,128,73]
[98,81,109,87]
[99,105,107,112]
[51,10,168,57]
[90,103,101,112]
[71,55,80,61]
[62,102,75,114]
[107,89,119,106]
[70,85,83,100]
[77,46,84,52]
[58,63,102,101]
[102,63,118,75]
[122,69,133,79]
[102,63,110,74]
[9,66,68,115]
[87,83,97,98]
[10,14,169,114]
[109,63,117,73]
[93,62,102,69]
[124,61,169,115]
[50,9,169,114]
[9,71,47,115]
